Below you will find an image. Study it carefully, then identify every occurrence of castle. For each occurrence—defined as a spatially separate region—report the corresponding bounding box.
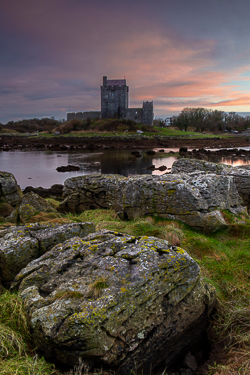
[67,76,154,125]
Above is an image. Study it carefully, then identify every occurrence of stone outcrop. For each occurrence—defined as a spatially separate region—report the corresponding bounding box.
[12,230,216,374]
[5,191,59,223]
[0,171,22,207]
[0,222,95,287]
[171,158,250,209]
[22,184,64,201]
[58,173,245,232]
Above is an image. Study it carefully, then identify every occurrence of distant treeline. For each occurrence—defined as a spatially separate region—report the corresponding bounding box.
[173,107,250,132]
[0,118,62,133]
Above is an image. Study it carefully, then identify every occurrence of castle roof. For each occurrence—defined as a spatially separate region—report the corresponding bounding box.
[106,79,126,86]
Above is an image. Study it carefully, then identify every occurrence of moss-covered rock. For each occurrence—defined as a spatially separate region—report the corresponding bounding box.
[0,222,95,287]
[0,171,22,207]
[13,230,216,374]
[19,203,37,222]
[58,173,245,232]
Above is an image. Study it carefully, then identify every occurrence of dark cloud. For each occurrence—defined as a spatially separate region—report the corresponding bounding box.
[1,0,250,122]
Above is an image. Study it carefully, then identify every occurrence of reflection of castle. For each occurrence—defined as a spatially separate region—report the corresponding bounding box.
[67,76,154,125]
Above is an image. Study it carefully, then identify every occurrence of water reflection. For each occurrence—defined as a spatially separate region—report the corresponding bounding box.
[67,150,175,177]
[219,158,250,167]
[1,148,250,189]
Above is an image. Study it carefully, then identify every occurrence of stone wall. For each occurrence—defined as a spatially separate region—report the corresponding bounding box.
[67,111,101,121]
[142,101,154,126]
[126,108,143,122]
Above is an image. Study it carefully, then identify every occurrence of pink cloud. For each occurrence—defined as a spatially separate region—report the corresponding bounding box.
[1,0,250,122]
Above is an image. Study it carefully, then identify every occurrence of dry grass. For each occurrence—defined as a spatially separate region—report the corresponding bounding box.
[88,277,109,299]
[0,325,25,359]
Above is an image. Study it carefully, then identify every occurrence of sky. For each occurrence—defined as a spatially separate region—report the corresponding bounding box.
[1,0,250,124]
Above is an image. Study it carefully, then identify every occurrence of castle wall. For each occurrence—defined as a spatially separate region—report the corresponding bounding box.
[142,101,154,126]
[67,111,101,121]
[126,108,143,123]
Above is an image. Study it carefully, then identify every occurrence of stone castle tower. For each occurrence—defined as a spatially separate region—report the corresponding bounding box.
[101,76,128,119]
[67,76,153,125]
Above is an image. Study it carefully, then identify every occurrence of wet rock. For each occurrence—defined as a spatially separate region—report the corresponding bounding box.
[13,230,216,374]
[0,222,95,287]
[131,151,141,158]
[58,173,245,232]
[56,165,80,172]
[146,165,155,170]
[146,150,156,155]
[179,147,188,153]
[157,165,167,171]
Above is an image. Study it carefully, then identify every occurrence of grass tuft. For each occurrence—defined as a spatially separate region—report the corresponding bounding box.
[88,277,109,298]
[0,324,25,359]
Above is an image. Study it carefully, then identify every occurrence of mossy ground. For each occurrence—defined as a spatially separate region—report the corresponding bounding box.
[1,207,250,374]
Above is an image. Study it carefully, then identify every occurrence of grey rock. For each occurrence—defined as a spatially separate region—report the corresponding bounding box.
[13,230,216,375]
[0,222,95,287]
[0,171,22,206]
[171,158,250,209]
[58,173,245,232]
[20,191,57,213]
[184,352,197,371]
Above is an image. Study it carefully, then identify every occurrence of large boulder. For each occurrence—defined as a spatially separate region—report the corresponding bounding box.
[171,158,250,209]
[12,230,216,374]
[58,173,245,232]
[0,222,95,287]
[0,171,22,206]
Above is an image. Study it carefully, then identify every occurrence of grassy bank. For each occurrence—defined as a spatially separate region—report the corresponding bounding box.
[37,127,235,139]
[1,209,250,374]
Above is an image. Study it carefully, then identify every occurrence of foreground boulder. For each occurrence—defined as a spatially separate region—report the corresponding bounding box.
[0,171,22,207]
[12,230,216,374]
[171,158,250,209]
[0,222,95,287]
[58,173,245,232]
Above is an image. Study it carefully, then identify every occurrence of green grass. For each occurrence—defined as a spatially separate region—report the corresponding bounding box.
[0,290,59,374]
[2,208,250,373]
[36,125,240,139]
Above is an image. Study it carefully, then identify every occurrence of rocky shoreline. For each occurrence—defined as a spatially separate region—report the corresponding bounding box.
[0,134,250,151]
[0,163,250,374]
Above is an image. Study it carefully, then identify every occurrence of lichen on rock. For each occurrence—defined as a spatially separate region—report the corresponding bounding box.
[0,222,95,287]
[0,171,22,207]
[12,229,216,374]
[172,158,250,210]
[58,173,245,232]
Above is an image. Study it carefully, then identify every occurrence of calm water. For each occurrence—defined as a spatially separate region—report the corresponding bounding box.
[1,148,250,189]
[0,149,178,189]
